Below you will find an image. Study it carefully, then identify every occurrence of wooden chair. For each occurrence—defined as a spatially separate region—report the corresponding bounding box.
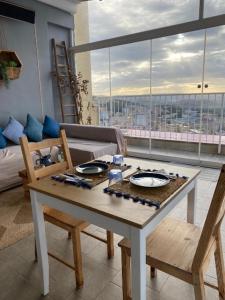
[20,129,114,289]
[119,165,225,300]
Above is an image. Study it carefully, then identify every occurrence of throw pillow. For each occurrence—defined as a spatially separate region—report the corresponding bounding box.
[0,128,7,148]
[43,115,60,138]
[24,114,43,142]
[2,116,24,144]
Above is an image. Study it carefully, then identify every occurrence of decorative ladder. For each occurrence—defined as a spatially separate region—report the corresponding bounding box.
[52,39,79,123]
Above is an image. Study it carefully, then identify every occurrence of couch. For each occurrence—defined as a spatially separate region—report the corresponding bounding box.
[61,123,126,165]
[0,124,126,192]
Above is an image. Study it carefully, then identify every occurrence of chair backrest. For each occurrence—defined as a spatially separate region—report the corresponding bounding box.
[20,129,73,183]
[192,164,225,271]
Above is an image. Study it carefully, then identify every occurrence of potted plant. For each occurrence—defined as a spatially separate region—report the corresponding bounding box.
[0,61,10,88]
[73,72,90,124]
[0,50,22,87]
[6,60,21,80]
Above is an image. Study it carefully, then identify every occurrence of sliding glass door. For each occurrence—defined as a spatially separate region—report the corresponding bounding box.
[201,25,225,160]
[150,30,206,161]
[110,41,151,142]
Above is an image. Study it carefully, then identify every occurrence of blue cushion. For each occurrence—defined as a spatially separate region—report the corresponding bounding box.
[43,115,60,138]
[24,114,43,142]
[2,116,24,144]
[0,128,7,148]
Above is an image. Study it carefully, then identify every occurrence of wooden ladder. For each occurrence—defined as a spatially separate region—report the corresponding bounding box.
[52,39,79,123]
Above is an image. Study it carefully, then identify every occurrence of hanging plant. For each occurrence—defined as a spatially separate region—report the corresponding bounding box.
[0,51,22,87]
[0,61,10,88]
[0,21,22,87]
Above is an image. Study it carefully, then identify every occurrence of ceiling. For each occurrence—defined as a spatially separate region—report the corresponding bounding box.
[37,0,91,14]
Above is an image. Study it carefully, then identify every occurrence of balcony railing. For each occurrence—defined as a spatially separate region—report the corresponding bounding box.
[94,92,225,151]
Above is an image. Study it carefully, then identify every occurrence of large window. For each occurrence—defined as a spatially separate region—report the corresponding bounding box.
[74,1,225,159]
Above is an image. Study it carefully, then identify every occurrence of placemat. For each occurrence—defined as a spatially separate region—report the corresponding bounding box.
[103,169,188,209]
[73,159,131,187]
[51,160,132,188]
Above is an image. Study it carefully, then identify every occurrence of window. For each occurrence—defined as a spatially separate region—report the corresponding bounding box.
[88,0,199,42]
[204,0,225,17]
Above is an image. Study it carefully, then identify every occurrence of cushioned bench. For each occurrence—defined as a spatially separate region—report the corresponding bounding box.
[67,138,117,165]
[0,146,24,192]
[61,123,126,165]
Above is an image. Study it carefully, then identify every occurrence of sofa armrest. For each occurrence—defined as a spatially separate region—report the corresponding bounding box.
[60,123,126,155]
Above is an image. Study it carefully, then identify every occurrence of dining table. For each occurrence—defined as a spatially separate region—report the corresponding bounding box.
[28,155,200,300]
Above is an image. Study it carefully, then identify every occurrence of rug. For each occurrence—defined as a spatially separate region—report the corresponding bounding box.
[0,187,33,250]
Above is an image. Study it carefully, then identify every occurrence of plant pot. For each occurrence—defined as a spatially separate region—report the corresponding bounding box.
[6,67,21,80]
[0,50,22,81]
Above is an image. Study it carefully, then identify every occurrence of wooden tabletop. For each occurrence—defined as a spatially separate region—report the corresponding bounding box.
[28,155,200,228]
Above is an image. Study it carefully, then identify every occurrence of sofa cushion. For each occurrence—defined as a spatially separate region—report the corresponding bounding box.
[2,116,24,144]
[61,123,126,155]
[0,145,24,191]
[43,115,60,138]
[24,114,43,142]
[67,138,117,165]
[0,128,7,149]
[0,144,60,192]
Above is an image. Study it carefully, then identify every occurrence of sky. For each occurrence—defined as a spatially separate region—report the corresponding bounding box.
[87,0,225,96]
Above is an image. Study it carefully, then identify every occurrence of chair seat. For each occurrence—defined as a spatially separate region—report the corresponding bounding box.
[119,217,202,273]
[44,206,89,230]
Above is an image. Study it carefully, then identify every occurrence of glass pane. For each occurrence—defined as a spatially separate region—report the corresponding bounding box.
[75,49,110,125]
[90,49,110,97]
[110,41,151,140]
[204,0,225,17]
[88,0,199,42]
[90,49,110,126]
[111,42,150,96]
[204,26,225,93]
[151,31,205,94]
[150,31,205,158]
[204,26,225,156]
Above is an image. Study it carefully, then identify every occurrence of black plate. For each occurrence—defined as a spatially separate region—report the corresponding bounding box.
[75,162,108,174]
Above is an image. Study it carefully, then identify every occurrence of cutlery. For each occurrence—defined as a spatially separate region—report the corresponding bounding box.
[63,173,93,182]
[64,178,92,189]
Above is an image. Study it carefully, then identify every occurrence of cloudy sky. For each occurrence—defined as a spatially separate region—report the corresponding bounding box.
[87,0,225,96]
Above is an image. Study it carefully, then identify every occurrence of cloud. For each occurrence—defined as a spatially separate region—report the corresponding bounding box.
[88,0,199,41]
[85,1,225,95]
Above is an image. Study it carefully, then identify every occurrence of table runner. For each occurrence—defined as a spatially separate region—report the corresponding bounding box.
[103,170,188,209]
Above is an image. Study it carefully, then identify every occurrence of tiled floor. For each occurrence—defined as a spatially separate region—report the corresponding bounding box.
[0,166,224,300]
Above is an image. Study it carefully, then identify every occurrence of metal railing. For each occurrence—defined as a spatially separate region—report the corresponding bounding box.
[94,92,225,150]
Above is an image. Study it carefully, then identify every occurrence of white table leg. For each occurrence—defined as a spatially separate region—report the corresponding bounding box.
[130,227,146,300]
[30,190,49,296]
[187,180,197,224]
